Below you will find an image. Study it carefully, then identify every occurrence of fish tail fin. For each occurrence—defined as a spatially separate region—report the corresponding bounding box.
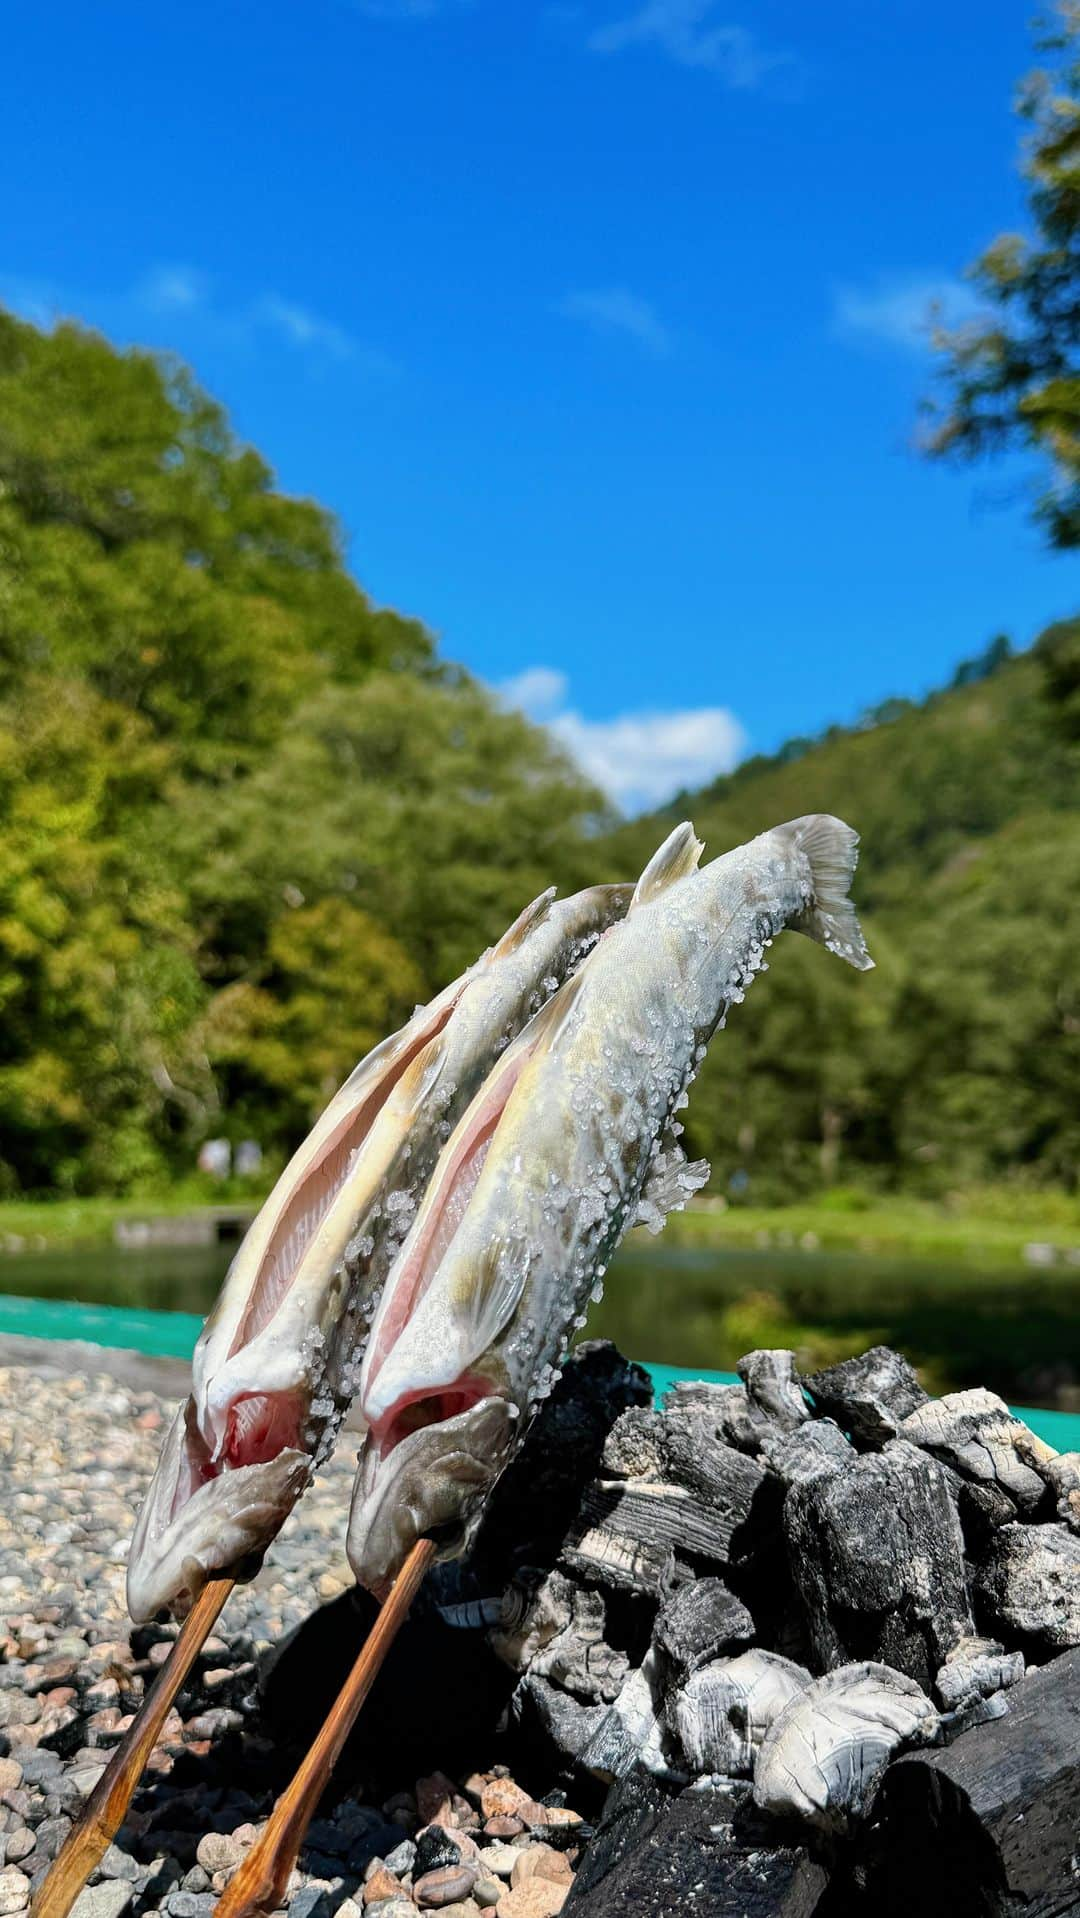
[781,814,874,971]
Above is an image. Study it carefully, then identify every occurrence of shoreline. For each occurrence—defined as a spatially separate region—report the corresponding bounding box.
[3,1190,1080,1267]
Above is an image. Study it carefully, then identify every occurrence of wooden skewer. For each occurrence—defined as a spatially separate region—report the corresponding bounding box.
[33,1577,235,1918]
[215,1537,437,1918]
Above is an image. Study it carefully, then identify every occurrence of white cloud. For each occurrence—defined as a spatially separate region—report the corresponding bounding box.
[499,665,570,721]
[138,264,209,312]
[499,666,745,812]
[254,295,355,359]
[557,287,670,356]
[0,265,392,372]
[588,0,790,89]
[832,273,986,354]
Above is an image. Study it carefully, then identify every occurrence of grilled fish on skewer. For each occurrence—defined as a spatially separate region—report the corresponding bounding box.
[126,879,632,1620]
[348,814,872,1594]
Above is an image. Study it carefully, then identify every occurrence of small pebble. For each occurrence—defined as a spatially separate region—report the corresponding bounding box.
[195,1832,241,1874]
[69,1883,135,1918]
[362,1869,402,1906]
[382,1840,416,1878]
[414,1865,478,1909]
[510,1850,572,1891]
[494,1883,568,1918]
[478,1846,519,1882]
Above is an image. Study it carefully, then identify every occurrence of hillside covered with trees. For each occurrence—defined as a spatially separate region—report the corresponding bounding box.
[602,632,1080,1200]
[0,310,604,1195]
[0,306,1076,1204]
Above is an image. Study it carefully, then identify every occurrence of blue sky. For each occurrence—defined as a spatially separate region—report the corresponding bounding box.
[4,0,1075,809]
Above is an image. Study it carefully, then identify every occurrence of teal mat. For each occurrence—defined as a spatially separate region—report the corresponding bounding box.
[3,1293,1079,1452]
[647,1361,1080,1454]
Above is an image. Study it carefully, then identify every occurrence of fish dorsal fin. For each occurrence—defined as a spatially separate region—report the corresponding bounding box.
[391,1029,448,1117]
[630,823,704,911]
[492,886,557,960]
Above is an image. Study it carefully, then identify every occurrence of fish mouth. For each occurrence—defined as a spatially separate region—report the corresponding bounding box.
[126,1401,311,1620]
[347,1387,515,1598]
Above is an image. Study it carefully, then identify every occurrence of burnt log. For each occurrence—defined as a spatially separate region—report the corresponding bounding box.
[651,1577,755,1686]
[737,1348,811,1431]
[490,1567,629,1701]
[934,1637,1024,1713]
[563,1458,772,1591]
[760,1419,852,1488]
[664,1378,775,1455]
[899,1389,1050,1517]
[564,1776,828,1916]
[974,1522,1080,1652]
[601,1408,667,1481]
[1039,1449,1080,1534]
[671,1649,811,1777]
[752,1660,938,1835]
[802,1346,927,1447]
[856,1647,1080,1918]
[784,1440,973,1687]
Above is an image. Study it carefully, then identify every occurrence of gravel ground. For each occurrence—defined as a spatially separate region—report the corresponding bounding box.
[0,1361,586,1918]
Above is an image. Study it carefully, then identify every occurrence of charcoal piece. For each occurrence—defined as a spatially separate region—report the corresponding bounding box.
[490,1569,628,1702]
[563,1466,767,1592]
[803,1345,927,1447]
[974,1522,1080,1651]
[753,1660,938,1835]
[938,1465,1018,1551]
[601,1408,667,1481]
[510,1672,608,1769]
[737,1349,810,1431]
[670,1649,810,1778]
[563,1765,672,1905]
[1039,1449,1080,1533]
[784,1440,973,1688]
[899,1389,1048,1515]
[760,1419,851,1488]
[564,1781,827,1916]
[580,1651,684,1784]
[934,1636,1024,1712]
[651,1578,755,1686]
[658,1420,777,1552]
[664,1379,773,1456]
[857,1648,1080,1918]
[466,1341,653,1587]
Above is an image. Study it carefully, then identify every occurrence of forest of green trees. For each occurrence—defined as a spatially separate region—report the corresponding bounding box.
[0,309,608,1195]
[0,299,1076,1202]
[2,9,1077,1205]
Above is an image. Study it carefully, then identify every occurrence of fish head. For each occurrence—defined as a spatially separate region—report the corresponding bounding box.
[126,1399,311,1621]
[348,1374,517,1598]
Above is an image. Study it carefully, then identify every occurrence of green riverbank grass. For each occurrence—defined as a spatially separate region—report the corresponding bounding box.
[662,1188,1080,1268]
[1,1186,1078,1264]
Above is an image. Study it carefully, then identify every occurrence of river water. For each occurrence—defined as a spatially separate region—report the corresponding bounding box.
[0,1234,1077,1412]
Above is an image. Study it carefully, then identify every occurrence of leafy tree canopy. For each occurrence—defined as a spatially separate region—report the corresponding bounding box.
[925,3,1080,546]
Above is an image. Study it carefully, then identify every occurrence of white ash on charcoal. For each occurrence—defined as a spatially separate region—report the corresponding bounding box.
[463,1343,1080,1914]
[4,1338,1080,1918]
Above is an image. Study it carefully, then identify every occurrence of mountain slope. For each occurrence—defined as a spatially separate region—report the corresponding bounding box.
[600,637,1080,1197]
